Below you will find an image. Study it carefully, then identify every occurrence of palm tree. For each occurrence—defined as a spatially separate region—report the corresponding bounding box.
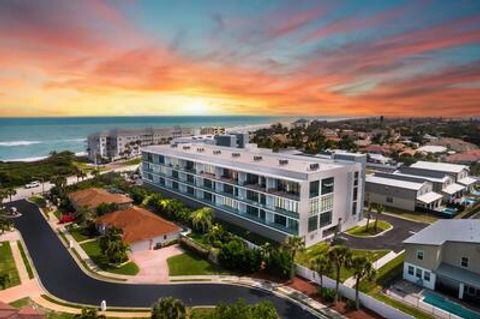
[365,202,374,231]
[0,217,13,234]
[349,256,376,310]
[75,308,106,319]
[374,204,384,232]
[327,245,352,303]
[0,190,7,205]
[283,235,305,262]
[310,255,332,297]
[190,207,214,233]
[5,187,16,203]
[91,169,100,179]
[283,236,305,278]
[151,297,187,319]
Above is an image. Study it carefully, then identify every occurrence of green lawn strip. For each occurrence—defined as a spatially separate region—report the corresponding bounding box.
[80,240,139,276]
[66,225,91,242]
[0,241,21,289]
[346,220,392,237]
[296,242,390,282]
[17,241,34,279]
[190,308,215,319]
[383,208,438,224]
[359,252,405,293]
[70,248,126,282]
[9,297,31,308]
[372,292,435,319]
[53,210,63,220]
[167,251,230,276]
[121,157,142,165]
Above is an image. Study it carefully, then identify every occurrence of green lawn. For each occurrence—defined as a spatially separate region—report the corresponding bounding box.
[383,208,438,224]
[360,252,404,293]
[190,308,215,319]
[80,240,139,276]
[167,251,230,276]
[0,241,21,290]
[346,220,392,237]
[17,241,34,279]
[66,226,91,243]
[188,232,212,249]
[53,210,63,220]
[296,242,390,282]
[9,297,31,308]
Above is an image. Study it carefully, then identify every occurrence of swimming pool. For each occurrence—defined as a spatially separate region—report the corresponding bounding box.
[471,190,480,196]
[441,207,458,218]
[423,292,480,319]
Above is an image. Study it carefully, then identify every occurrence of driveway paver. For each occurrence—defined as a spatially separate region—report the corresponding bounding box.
[129,245,184,283]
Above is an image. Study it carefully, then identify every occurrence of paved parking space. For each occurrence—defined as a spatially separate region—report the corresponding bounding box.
[341,213,429,252]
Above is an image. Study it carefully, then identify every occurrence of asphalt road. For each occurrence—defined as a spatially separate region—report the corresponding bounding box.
[10,200,321,319]
[341,212,429,252]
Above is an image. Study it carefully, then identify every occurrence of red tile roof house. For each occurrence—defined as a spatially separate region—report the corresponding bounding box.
[96,206,182,252]
[0,301,45,319]
[68,188,133,212]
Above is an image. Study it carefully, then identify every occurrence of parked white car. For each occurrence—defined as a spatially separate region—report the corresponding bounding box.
[25,181,40,189]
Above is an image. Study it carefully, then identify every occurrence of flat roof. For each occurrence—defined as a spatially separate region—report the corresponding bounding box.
[436,263,480,288]
[393,171,450,183]
[442,183,465,195]
[417,191,443,204]
[144,144,352,179]
[404,220,480,245]
[410,161,468,173]
[366,175,425,190]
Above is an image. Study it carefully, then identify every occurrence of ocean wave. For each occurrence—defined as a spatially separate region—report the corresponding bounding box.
[0,138,86,147]
[0,140,42,147]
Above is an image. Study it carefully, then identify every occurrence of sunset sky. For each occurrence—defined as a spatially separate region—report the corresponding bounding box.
[0,0,479,117]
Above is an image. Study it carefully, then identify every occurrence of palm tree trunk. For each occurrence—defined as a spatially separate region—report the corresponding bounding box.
[355,277,360,310]
[366,215,370,231]
[374,216,379,232]
[335,265,340,303]
[320,274,323,297]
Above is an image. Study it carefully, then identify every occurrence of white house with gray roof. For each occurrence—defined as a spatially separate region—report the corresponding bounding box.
[141,144,366,246]
[403,220,480,302]
[365,175,443,211]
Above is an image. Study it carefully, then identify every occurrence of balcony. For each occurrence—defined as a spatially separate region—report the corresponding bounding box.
[267,188,300,201]
[244,183,267,192]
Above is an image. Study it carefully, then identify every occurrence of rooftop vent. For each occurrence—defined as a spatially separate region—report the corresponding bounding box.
[183,146,191,150]
[213,150,221,155]
[196,147,205,152]
[279,159,289,166]
[232,152,241,158]
[309,163,320,171]
[253,155,263,161]
[171,143,178,148]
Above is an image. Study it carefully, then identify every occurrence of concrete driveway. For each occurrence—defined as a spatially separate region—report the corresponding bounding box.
[341,212,429,252]
[129,245,184,283]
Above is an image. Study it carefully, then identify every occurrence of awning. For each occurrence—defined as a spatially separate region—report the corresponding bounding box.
[417,192,443,204]
[442,183,465,195]
[458,176,478,187]
[436,263,480,288]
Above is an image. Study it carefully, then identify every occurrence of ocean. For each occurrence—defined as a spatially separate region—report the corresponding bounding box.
[0,115,351,161]
[0,116,297,161]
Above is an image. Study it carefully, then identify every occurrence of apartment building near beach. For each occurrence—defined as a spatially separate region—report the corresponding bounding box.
[141,143,366,246]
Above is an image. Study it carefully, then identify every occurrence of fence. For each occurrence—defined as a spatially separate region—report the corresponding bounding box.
[296,265,415,319]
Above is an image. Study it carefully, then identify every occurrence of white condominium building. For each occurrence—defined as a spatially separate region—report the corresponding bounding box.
[141,144,366,247]
[87,126,194,162]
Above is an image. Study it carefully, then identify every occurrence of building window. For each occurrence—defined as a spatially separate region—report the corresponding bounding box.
[224,184,234,194]
[416,268,422,279]
[246,190,259,202]
[352,202,357,215]
[308,215,318,232]
[310,181,319,198]
[353,187,358,201]
[320,194,334,211]
[203,179,213,189]
[259,210,266,221]
[408,266,414,276]
[321,177,334,194]
[417,250,424,261]
[423,271,430,282]
[386,196,393,203]
[246,205,259,218]
[310,198,319,214]
[274,214,287,227]
[320,211,332,227]
[461,257,469,268]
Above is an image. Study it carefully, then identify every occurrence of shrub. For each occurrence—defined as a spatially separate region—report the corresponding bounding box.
[218,238,261,273]
[264,248,293,279]
[346,299,357,311]
[321,288,336,303]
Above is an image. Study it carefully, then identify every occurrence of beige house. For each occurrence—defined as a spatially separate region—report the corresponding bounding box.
[403,220,480,302]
